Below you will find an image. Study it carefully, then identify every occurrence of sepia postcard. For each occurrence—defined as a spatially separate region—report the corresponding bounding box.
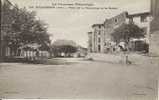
[0,0,159,99]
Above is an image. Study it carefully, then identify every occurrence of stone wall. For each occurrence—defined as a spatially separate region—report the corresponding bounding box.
[151,18,159,32]
[151,0,159,32]
[150,31,159,56]
[151,0,159,17]
[150,0,159,56]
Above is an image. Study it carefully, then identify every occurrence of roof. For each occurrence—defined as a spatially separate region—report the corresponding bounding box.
[92,24,104,28]
[127,12,150,18]
[88,32,92,34]
[53,39,77,47]
[20,43,41,50]
[130,38,147,41]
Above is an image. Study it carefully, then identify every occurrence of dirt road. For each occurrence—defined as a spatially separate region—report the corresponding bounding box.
[0,57,158,99]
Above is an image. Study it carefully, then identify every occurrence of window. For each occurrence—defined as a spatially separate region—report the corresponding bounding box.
[98,31,101,35]
[115,19,118,23]
[129,18,134,24]
[98,45,101,52]
[141,16,147,22]
[98,37,101,43]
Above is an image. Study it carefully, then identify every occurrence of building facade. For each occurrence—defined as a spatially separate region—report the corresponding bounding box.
[87,32,93,52]
[104,12,128,53]
[151,0,159,31]
[150,0,159,56]
[91,24,105,53]
[88,11,151,53]
[151,0,159,17]
[127,12,151,43]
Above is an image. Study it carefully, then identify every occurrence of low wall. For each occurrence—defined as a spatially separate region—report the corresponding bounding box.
[87,53,154,65]
[87,53,123,64]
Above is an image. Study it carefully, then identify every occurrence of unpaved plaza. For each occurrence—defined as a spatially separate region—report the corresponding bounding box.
[0,57,158,99]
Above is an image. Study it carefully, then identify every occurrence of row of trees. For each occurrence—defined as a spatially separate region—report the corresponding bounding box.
[2,1,51,56]
[111,23,145,44]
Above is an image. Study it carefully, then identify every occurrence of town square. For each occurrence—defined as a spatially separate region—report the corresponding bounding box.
[0,0,159,99]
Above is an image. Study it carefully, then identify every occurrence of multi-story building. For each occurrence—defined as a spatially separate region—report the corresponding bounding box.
[127,12,151,42]
[104,12,128,39]
[91,24,105,53]
[88,11,151,53]
[104,12,128,52]
[88,12,128,53]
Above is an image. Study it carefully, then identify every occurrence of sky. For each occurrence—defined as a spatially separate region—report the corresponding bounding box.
[9,0,150,48]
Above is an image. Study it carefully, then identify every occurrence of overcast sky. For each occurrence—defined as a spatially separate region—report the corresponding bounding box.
[9,0,150,47]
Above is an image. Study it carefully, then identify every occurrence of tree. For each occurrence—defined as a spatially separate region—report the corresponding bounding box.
[11,8,50,45]
[111,23,145,44]
[2,3,51,56]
